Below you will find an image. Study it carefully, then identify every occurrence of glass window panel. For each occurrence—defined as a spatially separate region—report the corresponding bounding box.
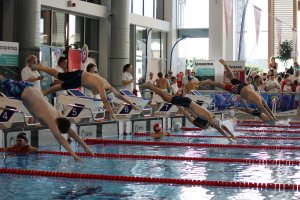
[136,26,147,57]
[144,0,154,18]
[52,12,67,47]
[85,18,99,51]
[40,10,51,45]
[155,0,164,20]
[69,15,84,48]
[178,38,209,60]
[0,1,2,40]
[151,30,161,58]
[132,0,143,15]
[177,0,209,28]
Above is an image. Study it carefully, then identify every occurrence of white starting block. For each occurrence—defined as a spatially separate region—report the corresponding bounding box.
[185,90,213,109]
[57,89,105,123]
[0,96,37,129]
[151,93,178,116]
[113,89,150,118]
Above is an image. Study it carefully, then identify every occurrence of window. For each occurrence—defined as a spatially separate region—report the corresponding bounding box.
[40,10,51,45]
[52,12,67,47]
[131,0,164,20]
[177,0,209,28]
[0,0,3,40]
[151,30,161,58]
[68,15,84,47]
[85,18,99,51]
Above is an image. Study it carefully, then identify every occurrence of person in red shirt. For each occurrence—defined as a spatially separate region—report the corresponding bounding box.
[4,132,37,154]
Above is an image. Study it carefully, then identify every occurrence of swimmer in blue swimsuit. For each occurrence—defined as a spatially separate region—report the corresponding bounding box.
[0,75,94,161]
[140,82,236,141]
[33,64,140,121]
[202,59,277,123]
[231,99,274,124]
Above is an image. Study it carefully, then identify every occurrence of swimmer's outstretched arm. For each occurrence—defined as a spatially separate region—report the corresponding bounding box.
[48,123,83,162]
[208,118,233,142]
[108,85,140,111]
[221,124,236,140]
[68,128,94,156]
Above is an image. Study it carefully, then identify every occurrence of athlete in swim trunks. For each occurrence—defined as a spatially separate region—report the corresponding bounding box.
[202,59,277,122]
[33,65,139,121]
[0,75,94,162]
[140,82,236,141]
[231,99,273,124]
[179,107,236,140]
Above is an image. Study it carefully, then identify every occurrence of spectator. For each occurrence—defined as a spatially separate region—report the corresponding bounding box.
[246,76,255,91]
[122,64,134,93]
[84,63,100,98]
[283,79,292,92]
[286,65,294,75]
[21,55,43,89]
[147,72,156,85]
[268,57,278,75]
[156,72,170,93]
[170,76,179,95]
[253,75,265,92]
[265,73,281,92]
[290,70,300,84]
[53,56,68,111]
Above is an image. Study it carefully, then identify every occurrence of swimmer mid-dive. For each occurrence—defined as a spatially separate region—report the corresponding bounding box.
[140,82,236,141]
[202,59,277,122]
[33,64,139,121]
[231,99,274,124]
[0,75,94,162]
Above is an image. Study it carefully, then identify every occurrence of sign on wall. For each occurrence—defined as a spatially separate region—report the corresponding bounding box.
[224,61,245,83]
[193,60,216,90]
[0,41,19,80]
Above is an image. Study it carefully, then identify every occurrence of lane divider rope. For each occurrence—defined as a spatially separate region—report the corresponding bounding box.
[2,149,298,166]
[235,129,300,134]
[236,124,300,129]
[0,168,298,190]
[236,120,300,125]
[84,139,300,151]
[133,132,300,141]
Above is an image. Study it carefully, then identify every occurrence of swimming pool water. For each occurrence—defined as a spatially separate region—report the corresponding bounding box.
[1,128,300,199]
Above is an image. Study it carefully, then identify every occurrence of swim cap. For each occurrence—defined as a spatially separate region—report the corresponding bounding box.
[153,123,162,133]
[173,121,182,131]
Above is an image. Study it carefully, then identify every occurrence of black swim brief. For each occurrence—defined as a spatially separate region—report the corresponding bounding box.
[171,96,192,108]
[251,109,262,117]
[58,70,83,90]
[230,78,247,94]
[192,117,210,129]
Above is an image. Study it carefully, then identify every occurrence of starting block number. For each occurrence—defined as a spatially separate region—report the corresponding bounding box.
[159,103,173,112]
[119,105,132,114]
[0,106,16,122]
[67,104,84,117]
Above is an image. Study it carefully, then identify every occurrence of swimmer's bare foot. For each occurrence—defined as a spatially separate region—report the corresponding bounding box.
[219,59,227,66]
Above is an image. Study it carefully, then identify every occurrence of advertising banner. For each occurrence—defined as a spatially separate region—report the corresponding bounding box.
[224,61,245,83]
[193,60,216,90]
[68,49,81,71]
[0,41,19,79]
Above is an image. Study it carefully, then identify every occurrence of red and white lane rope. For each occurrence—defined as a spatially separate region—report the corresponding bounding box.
[235,129,300,134]
[133,132,300,141]
[84,139,300,151]
[0,168,299,190]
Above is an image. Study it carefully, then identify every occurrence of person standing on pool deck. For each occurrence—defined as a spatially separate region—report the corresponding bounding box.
[202,59,277,122]
[140,82,236,142]
[0,75,94,162]
[33,64,140,121]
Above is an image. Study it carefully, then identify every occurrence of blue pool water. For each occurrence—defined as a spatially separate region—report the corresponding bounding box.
[1,127,300,199]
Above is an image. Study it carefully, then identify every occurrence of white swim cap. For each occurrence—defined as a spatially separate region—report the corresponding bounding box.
[173,121,182,131]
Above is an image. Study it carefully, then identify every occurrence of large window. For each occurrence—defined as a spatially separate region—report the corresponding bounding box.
[52,12,67,47]
[69,15,84,47]
[40,10,100,65]
[236,0,268,70]
[131,0,164,20]
[177,0,209,28]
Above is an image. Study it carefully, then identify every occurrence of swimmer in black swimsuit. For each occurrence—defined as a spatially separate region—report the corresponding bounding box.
[179,107,236,140]
[140,82,236,141]
[0,75,94,162]
[34,65,139,121]
[231,99,274,124]
[202,59,277,122]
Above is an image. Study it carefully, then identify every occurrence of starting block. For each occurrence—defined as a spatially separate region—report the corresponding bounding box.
[151,93,178,116]
[113,89,150,118]
[57,89,105,123]
[185,90,213,109]
[0,96,37,129]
